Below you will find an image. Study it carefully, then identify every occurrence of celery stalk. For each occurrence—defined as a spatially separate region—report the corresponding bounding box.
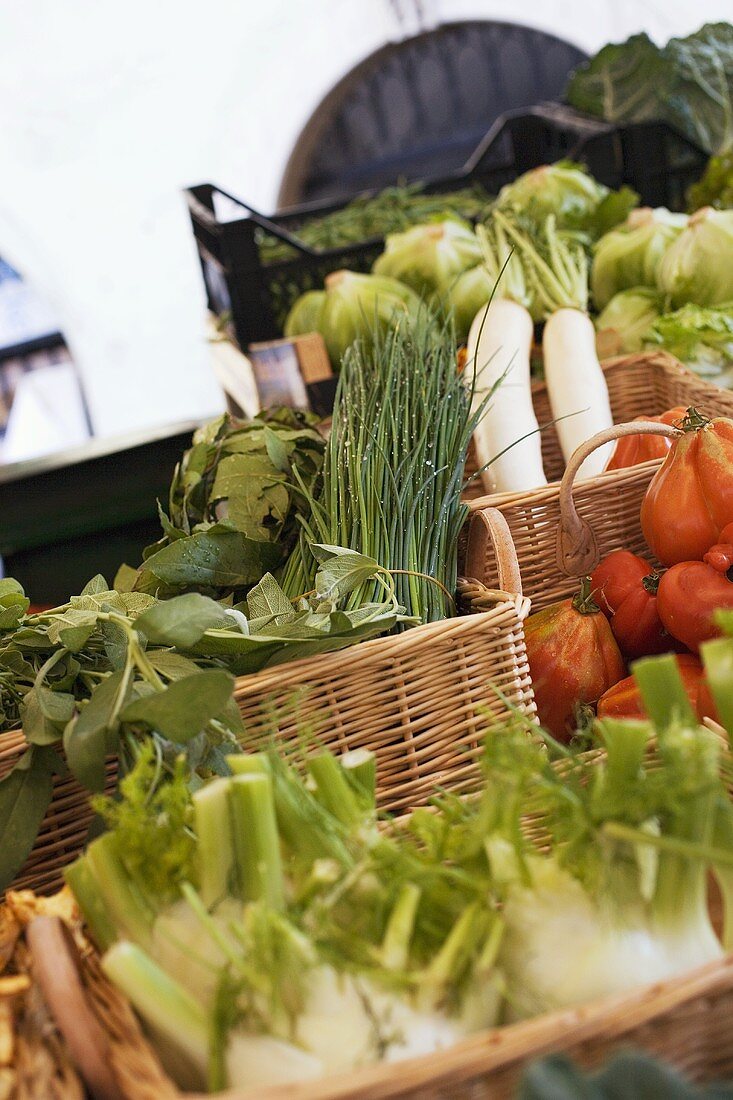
[632,654,696,730]
[229,774,284,909]
[193,778,234,908]
[341,749,376,812]
[102,941,209,1090]
[64,857,118,951]
[307,753,363,828]
[380,883,421,971]
[701,636,733,738]
[85,833,155,948]
[226,753,271,778]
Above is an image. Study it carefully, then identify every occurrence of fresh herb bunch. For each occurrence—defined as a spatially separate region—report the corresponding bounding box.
[257,182,492,265]
[280,317,488,623]
[0,553,405,892]
[136,407,325,599]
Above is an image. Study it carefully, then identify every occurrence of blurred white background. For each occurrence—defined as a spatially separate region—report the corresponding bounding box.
[0,0,731,456]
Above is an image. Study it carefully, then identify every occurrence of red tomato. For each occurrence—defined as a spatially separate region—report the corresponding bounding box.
[597,654,717,721]
[657,559,733,653]
[605,407,686,472]
[525,579,626,741]
[641,409,733,565]
[590,550,683,660]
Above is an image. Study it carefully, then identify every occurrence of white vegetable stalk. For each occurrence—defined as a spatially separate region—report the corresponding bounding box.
[542,309,614,478]
[466,299,547,494]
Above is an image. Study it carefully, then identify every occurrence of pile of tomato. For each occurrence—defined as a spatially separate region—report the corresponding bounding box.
[525,408,733,739]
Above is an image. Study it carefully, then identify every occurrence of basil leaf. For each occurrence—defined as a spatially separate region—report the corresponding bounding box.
[120,670,235,742]
[136,593,225,648]
[0,746,57,891]
[64,669,129,791]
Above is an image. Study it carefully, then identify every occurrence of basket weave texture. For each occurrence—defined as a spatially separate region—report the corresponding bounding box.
[462,352,733,609]
[1,594,533,894]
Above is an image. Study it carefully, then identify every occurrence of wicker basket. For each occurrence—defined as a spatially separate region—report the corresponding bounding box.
[23,886,733,1100]
[462,364,733,611]
[2,592,534,894]
[463,350,733,503]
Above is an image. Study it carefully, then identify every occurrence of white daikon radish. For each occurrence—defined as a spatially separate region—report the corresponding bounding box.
[466,298,547,494]
[542,308,614,479]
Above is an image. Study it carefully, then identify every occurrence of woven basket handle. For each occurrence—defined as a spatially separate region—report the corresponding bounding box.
[556,420,681,576]
[465,507,523,595]
[27,916,124,1100]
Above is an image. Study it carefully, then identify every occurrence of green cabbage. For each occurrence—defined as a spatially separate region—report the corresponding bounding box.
[645,302,733,384]
[444,264,495,342]
[284,270,423,368]
[372,217,481,297]
[594,287,662,355]
[283,291,325,339]
[494,160,636,236]
[657,207,733,308]
[591,208,687,309]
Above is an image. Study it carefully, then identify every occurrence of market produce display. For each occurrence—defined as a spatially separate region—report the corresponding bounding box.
[59,644,733,1091]
[9,25,733,1091]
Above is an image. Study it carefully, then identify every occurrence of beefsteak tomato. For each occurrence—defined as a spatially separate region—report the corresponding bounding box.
[525,579,626,741]
[597,654,717,721]
[605,407,686,472]
[641,408,733,565]
[657,537,733,652]
[590,549,682,660]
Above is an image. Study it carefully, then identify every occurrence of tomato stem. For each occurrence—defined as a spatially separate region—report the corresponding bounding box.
[681,406,710,433]
[642,572,661,596]
[572,576,600,615]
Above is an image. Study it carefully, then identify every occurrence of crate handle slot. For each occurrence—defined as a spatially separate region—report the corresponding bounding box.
[556,421,682,577]
[465,507,523,596]
[186,183,323,257]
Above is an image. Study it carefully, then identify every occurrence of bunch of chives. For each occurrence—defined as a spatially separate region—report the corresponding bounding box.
[280,315,490,625]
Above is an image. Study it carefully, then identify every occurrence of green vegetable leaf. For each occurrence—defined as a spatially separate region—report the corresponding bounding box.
[135,593,225,648]
[0,579,25,601]
[0,746,58,891]
[311,545,382,600]
[147,650,204,682]
[64,670,131,792]
[246,574,294,623]
[263,426,292,473]
[137,526,282,593]
[81,574,110,597]
[113,563,139,593]
[120,670,235,742]
[0,602,29,630]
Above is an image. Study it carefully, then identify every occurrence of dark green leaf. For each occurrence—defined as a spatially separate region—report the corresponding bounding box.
[138,526,282,592]
[20,689,61,746]
[101,620,128,670]
[263,426,293,472]
[64,670,129,791]
[37,685,76,725]
[0,746,57,891]
[135,593,225,648]
[120,670,235,742]
[227,480,290,541]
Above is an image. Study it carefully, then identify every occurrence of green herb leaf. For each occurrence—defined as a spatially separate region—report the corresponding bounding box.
[311,545,382,600]
[135,593,225,648]
[113,563,139,593]
[246,574,294,623]
[120,670,235,742]
[81,575,110,597]
[138,526,282,593]
[64,669,131,792]
[0,746,58,891]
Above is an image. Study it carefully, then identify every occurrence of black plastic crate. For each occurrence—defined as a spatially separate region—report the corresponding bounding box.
[186,105,707,363]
